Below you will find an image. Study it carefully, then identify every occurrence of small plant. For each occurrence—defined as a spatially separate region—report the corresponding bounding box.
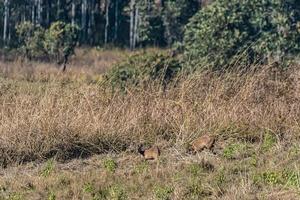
[83,183,109,200]
[134,161,149,174]
[40,158,55,177]
[262,132,277,151]
[249,155,258,167]
[216,167,226,186]
[153,185,174,200]
[48,192,56,200]
[253,171,282,185]
[103,158,117,173]
[186,179,212,199]
[83,182,95,194]
[288,144,300,157]
[8,193,23,200]
[223,143,241,159]
[187,163,203,176]
[282,169,300,188]
[108,184,127,200]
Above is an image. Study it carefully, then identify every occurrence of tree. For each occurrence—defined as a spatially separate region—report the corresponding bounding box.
[2,0,202,49]
[129,0,135,50]
[3,0,9,46]
[81,0,87,42]
[104,0,110,45]
[16,21,46,59]
[162,0,200,46]
[44,21,79,71]
[184,0,300,70]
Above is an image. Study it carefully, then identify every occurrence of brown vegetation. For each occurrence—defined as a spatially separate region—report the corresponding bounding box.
[0,51,300,199]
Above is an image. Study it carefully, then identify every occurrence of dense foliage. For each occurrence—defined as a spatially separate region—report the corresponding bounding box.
[16,22,46,59]
[184,0,300,69]
[44,21,79,64]
[16,21,79,66]
[104,52,182,91]
[0,0,201,48]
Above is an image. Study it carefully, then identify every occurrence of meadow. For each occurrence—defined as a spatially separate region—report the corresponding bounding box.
[0,48,300,199]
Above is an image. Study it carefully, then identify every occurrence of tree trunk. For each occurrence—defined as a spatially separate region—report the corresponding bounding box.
[32,0,36,25]
[22,3,27,22]
[81,0,87,42]
[46,0,51,26]
[37,0,42,25]
[89,0,96,45]
[57,0,60,20]
[133,5,139,49]
[130,0,135,50]
[72,0,76,25]
[104,0,110,45]
[3,0,9,46]
[114,0,118,42]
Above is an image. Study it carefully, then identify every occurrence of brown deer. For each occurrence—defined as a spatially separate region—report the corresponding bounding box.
[138,144,161,176]
[138,145,160,161]
[189,134,215,153]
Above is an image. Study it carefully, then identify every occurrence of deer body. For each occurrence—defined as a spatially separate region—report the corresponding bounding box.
[138,145,160,160]
[190,135,215,152]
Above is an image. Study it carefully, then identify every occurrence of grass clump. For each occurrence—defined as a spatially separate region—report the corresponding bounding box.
[253,169,300,188]
[153,185,174,200]
[108,184,127,200]
[262,132,277,152]
[47,192,56,200]
[40,159,55,178]
[187,163,203,176]
[185,180,212,200]
[223,143,243,159]
[103,158,118,173]
[134,161,149,174]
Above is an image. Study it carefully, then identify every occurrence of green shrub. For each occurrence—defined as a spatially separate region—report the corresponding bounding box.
[16,22,46,59]
[134,161,149,174]
[262,132,277,151]
[187,163,203,176]
[223,143,242,159]
[108,184,127,200]
[104,52,182,91]
[44,21,79,65]
[185,179,212,199]
[184,0,300,70]
[40,158,55,178]
[103,158,118,173]
[253,171,282,185]
[153,185,174,200]
[48,192,56,200]
[16,21,78,68]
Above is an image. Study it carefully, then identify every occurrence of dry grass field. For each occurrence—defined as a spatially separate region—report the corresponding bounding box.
[0,48,300,199]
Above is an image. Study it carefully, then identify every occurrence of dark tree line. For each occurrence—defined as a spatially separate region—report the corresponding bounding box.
[0,0,213,49]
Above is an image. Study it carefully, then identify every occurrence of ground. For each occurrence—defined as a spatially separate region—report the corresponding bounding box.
[0,48,300,199]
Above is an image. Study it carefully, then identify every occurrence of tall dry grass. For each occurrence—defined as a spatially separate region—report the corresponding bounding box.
[0,57,299,166]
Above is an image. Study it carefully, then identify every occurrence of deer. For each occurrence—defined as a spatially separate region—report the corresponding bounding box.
[189,134,215,153]
[138,145,160,161]
[138,144,161,176]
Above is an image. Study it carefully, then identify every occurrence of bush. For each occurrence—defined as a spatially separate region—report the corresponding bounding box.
[103,158,118,173]
[16,22,46,59]
[104,52,182,91]
[16,21,79,69]
[44,21,79,66]
[184,0,300,69]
